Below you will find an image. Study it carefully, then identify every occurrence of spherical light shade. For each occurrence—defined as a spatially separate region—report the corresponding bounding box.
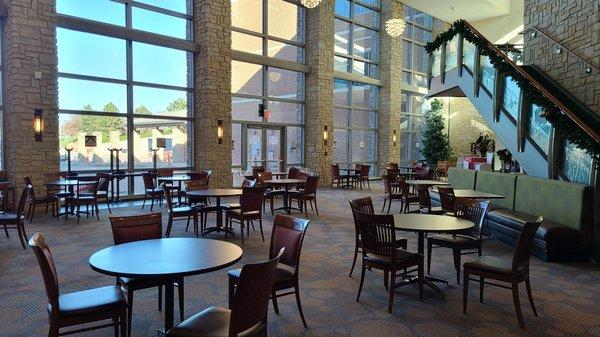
[385,18,406,37]
[300,0,322,8]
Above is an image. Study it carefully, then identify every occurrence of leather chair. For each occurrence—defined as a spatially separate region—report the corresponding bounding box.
[1,186,30,249]
[109,212,184,336]
[427,199,490,283]
[463,217,543,328]
[415,184,445,215]
[348,197,408,278]
[352,210,423,313]
[227,214,311,327]
[167,249,284,337]
[141,172,164,211]
[23,176,57,223]
[225,186,265,244]
[164,183,198,238]
[29,232,127,337]
[288,175,320,217]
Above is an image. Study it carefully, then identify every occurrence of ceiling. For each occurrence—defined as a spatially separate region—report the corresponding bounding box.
[399,0,511,22]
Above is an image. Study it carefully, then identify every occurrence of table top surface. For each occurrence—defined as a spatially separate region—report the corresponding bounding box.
[431,189,505,199]
[263,179,305,185]
[45,179,97,186]
[393,214,474,233]
[185,189,243,197]
[405,180,451,186]
[89,238,243,278]
[158,175,191,182]
[339,168,358,171]
[271,172,289,176]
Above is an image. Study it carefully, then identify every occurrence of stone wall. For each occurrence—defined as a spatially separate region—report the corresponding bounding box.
[305,0,334,186]
[2,0,59,187]
[446,97,495,157]
[193,0,232,188]
[523,0,600,115]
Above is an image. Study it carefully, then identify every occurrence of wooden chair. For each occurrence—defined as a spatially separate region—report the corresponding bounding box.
[257,172,276,214]
[45,172,72,201]
[348,197,408,277]
[330,164,347,188]
[415,184,445,215]
[414,166,429,180]
[427,199,490,283]
[29,232,127,337]
[157,168,179,202]
[463,217,543,328]
[437,186,456,213]
[1,186,30,249]
[387,162,399,170]
[251,166,265,181]
[23,176,57,222]
[167,249,284,337]
[396,178,418,214]
[222,179,255,211]
[225,186,265,244]
[355,164,371,190]
[164,183,199,238]
[64,177,100,222]
[141,172,164,210]
[289,175,320,217]
[96,173,112,214]
[288,166,300,179]
[435,160,449,179]
[381,175,402,214]
[228,214,310,327]
[353,211,423,313]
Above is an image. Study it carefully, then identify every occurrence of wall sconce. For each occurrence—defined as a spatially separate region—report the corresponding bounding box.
[323,125,329,146]
[217,120,224,144]
[393,130,397,146]
[33,109,43,142]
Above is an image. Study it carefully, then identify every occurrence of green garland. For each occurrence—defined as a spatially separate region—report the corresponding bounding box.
[426,20,600,160]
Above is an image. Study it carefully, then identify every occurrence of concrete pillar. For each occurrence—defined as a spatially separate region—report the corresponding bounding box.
[193,0,232,187]
[2,0,60,187]
[305,0,334,186]
[378,0,403,174]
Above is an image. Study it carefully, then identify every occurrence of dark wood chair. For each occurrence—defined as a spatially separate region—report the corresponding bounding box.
[109,212,184,337]
[29,232,127,337]
[387,162,399,170]
[164,183,199,238]
[435,160,449,179]
[228,214,311,327]
[381,175,402,214]
[45,171,73,201]
[463,217,543,328]
[252,166,265,181]
[258,171,276,214]
[348,197,408,277]
[289,175,320,217]
[415,184,445,215]
[141,172,164,211]
[23,176,57,222]
[437,186,456,213]
[330,164,347,188]
[222,179,255,211]
[96,173,112,214]
[64,177,100,222]
[427,199,490,283]
[225,186,265,244]
[414,166,429,179]
[397,178,419,213]
[355,164,371,190]
[288,166,300,179]
[167,249,284,337]
[1,186,30,249]
[353,211,423,313]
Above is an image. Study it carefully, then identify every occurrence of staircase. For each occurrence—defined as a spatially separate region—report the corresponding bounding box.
[426,21,599,185]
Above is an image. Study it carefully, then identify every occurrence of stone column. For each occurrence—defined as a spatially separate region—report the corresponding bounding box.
[2,0,59,187]
[377,0,403,174]
[193,0,232,188]
[305,0,334,186]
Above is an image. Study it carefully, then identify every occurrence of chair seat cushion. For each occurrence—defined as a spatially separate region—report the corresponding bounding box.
[228,265,294,284]
[223,203,241,210]
[463,256,513,275]
[428,234,478,246]
[167,306,265,337]
[171,206,196,216]
[118,277,165,290]
[0,213,25,223]
[226,209,260,217]
[57,286,126,318]
[364,249,420,266]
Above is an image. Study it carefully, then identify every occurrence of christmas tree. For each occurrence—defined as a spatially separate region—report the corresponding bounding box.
[420,99,452,166]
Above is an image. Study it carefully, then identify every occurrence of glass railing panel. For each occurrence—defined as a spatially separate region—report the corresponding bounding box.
[444,35,458,71]
[529,104,551,155]
[562,140,593,185]
[431,49,440,77]
[480,55,494,92]
[462,40,476,71]
[502,76,520,120]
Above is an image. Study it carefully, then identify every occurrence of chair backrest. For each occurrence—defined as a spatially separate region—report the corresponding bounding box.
[331,164,340,179]
[414,166,429,180]
[76,176,99,197]
[97,173,111,193]
[288,166,300,179]
[388,162,399,170]
[241,179,256,188]
[240,186,265,213]
[200,170,213,187]
[348,197,375,237]
[185,179,207,191]
[360,164,370,177]
[229,248,284,337]
[381,175,392,195]
[437,160,448,171]
[258,171,272,185]
[269,214,310,272]
[17,186,31,217]
[298,171,309,181]
[29,233,60,312]
[386,168,400,182]
[142,172,156,189]
[415,184,432,210]
[303,175,319,195]
[109,212,163,245]
[512,217,543,272]
[252,166,265,180]
[353,211,397,262]
[188,172,203,181]
[454,199,490,238]
[45,172,63,193]
[156,168,174,177]
[437,186,455,213]
[163,183,174,211]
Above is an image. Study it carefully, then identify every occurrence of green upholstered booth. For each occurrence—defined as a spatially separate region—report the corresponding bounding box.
[447,168,477,190]
[474,171,518,210]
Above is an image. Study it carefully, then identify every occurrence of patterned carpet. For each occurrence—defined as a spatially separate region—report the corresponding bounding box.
[1,184,599,337]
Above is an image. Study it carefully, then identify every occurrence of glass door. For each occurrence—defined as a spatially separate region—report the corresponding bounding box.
[245,125,284,172]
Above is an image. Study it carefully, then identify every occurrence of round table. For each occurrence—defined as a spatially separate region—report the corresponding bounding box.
[338,168,357,189]
[185,189,242,235]
[263,179,305,214]
[90,238,243,331]
[271,171,288,178]
[158,175,192,204]
[393,214,474,299]
[405,179,451,186]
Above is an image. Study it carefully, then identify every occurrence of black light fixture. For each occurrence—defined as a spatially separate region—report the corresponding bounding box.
[217,120,224,144]
[33,109,43,142]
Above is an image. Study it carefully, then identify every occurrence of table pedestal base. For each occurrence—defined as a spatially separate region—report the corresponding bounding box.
[393,275,448,300]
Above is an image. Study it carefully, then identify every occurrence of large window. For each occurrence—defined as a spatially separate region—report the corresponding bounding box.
[334,0,380,78]
[0,28,3,170]
[333,79,378,175]
[57,1,194,196]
